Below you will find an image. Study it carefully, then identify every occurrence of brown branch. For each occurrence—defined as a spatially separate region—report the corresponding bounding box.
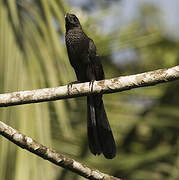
[0,121,121,180]
[0,65,179,107]
[1,66,179,178]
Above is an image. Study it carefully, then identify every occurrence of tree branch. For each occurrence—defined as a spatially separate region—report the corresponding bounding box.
[1,66,179,178]
[0,121,121,180]
[0,65,179,107]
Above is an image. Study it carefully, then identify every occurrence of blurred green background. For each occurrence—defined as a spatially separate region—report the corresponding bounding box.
[0,0,179,180]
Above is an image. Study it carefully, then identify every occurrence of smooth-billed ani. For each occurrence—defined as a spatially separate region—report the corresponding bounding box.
[65,13,116,159]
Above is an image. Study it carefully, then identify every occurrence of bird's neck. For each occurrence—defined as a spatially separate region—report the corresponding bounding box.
[65,23,82,32]
[66,26,82,33]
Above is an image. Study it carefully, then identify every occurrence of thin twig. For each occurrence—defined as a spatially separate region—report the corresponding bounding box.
[0,121,121,180]
[0,65,178,107]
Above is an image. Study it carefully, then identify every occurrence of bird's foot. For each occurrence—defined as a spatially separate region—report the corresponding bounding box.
[89,80,95,92]
[67,81,80,94]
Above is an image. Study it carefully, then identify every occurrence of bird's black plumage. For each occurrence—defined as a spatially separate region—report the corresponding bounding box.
[65,13,116,159]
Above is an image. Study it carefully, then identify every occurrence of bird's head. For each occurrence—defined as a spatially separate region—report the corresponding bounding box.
[65,13,81,31]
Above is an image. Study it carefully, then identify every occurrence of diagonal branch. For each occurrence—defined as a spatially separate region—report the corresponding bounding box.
[1,66,179,179]
[0,121,121,180]
[0,65,179,107]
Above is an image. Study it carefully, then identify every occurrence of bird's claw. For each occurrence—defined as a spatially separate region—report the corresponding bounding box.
[89,80,95,92]
[67,81,80,94]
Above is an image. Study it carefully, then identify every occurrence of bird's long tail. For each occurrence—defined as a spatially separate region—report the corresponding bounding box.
[87,95,116,159]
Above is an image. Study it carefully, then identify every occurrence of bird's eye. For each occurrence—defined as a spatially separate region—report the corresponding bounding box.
[73,16,78,22]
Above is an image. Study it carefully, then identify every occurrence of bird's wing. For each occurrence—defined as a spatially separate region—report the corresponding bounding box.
[88,39,105,81]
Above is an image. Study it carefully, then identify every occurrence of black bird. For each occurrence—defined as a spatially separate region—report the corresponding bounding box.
[65,13,116,159]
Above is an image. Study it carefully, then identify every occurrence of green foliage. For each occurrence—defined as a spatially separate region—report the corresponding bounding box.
[0,1,179,180]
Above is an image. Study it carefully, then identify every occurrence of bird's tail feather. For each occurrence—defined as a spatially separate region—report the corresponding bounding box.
[87,95,116,159]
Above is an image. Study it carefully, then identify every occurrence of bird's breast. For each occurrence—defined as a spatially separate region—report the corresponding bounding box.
[65,30,88,56]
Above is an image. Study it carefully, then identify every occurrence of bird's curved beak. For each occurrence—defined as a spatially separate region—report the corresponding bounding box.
[65,13,70,19]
